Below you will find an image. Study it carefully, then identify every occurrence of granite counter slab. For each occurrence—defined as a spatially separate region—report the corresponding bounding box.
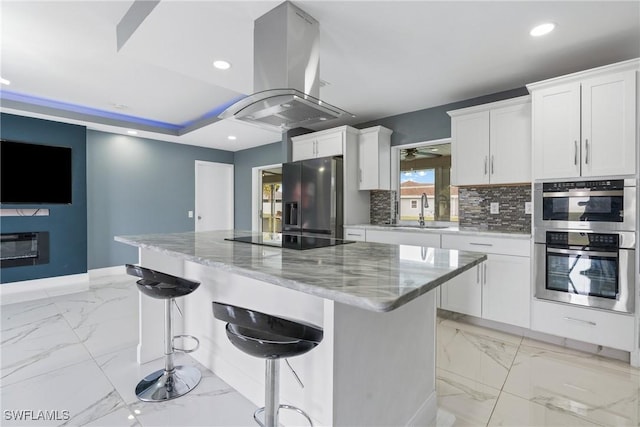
[115,230,486,313]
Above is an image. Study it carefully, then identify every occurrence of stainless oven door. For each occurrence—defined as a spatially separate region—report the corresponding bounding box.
[534,181,636,231]
[534,243,635,313]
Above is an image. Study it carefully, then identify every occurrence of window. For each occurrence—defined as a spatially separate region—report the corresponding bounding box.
[397,141,458,222]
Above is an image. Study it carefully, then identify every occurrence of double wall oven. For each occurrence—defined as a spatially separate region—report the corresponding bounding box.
[534,179,636,314]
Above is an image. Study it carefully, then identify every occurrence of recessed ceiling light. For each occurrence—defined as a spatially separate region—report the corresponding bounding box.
[431,148,439,152]
[112,103,128,110]
[127,130,138,135]
[0,78,10,85]
[213,60,231,70]
[227,135,237,140]
[530,22,555,37]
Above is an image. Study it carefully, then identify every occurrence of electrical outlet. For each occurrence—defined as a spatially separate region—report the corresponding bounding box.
[525,202,532,215]
[490,202,499,214]
[188,210,194,218]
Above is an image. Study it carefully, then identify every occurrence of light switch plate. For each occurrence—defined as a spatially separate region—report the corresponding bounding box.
[524,202,532,215]
[188,210,194,218]
[490,202,499,214]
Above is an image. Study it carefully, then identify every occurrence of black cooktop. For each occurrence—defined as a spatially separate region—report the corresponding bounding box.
[226,233,355,250]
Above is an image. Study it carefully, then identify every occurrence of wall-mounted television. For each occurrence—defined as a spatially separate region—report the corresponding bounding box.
[0,140,72,204]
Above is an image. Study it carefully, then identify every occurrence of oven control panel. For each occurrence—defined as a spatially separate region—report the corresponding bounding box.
[542,179,623,192]
[546,231,619,249]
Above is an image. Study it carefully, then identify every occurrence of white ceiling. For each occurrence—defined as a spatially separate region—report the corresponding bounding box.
[1,1,639,152]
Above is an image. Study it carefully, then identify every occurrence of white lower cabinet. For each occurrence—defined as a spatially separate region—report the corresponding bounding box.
[343,227,366,242]
[531,299,635,352]
[365,229,441,247]
[440,234,531,328]
[440,263,482,317]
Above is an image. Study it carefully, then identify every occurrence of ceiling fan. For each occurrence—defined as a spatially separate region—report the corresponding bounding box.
[401,147,442,160]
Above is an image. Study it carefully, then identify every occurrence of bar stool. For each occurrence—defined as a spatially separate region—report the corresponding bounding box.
[212,302,323,427]
[126,264,202,402]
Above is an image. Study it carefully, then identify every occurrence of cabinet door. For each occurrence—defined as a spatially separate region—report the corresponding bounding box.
[344,227,366,241]
[532,82,581,179]
[581,70,636,177]
[440,263,482,317]
[451,111,490,185]
[358,132,391,190]
[315,131,343,158]
[292,138,317,161]
[482,254,531,328]
[365,229,441,247]
[489,102,531,184]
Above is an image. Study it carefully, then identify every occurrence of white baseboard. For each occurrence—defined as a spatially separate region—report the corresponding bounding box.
[0,273,90,305]
[88,265,126,279]
[407,390,438,426]
[0,265,128,305]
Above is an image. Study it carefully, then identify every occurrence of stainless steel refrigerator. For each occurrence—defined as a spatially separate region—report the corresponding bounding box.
[282,156,343,238]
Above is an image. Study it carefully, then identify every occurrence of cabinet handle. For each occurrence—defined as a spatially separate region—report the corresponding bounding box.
[476,264,480,284]
[359,169,362,182]
[584,139,589,164]
[346,233,361,237]
[491,155,494,175]
[563,317,596,327]
[574,140,578,165]
[469,242,493,247]
[483,263,487,284]
[313,141,317,156]
[484,156,488,175]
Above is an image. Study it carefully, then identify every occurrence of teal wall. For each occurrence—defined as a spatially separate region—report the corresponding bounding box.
[233,141,283,231]
[87,130,233,269]
[0,113,88,283]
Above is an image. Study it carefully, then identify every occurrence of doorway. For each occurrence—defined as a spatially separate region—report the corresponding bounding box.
[195,161,234,231]
[251,163,282,232]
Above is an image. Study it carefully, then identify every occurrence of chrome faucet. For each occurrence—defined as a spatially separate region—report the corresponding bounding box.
[418,192,429,226]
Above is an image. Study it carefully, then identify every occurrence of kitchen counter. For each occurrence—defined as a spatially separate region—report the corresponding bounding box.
[116,230,487,426]
[115,229,486,312]
[347,223,531,239]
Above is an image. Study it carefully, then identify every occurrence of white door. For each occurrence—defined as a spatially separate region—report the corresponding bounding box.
[195,161,233,231]
[489,102,531,184]
[482,254,531,328]
[439,263,482,317]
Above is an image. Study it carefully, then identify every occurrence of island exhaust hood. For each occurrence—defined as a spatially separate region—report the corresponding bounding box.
[218,1,353,131]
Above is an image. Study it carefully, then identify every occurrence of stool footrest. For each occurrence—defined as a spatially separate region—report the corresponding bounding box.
[172,334,200,353]
[253,404,313,427]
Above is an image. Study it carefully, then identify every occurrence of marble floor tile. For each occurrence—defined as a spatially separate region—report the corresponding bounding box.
[74,314,139,358]
[437,320,520,390]
[1,327,93,387]
[1,299,72,346]
[488,391,602,426]
[436,368,500,426]
[438,318,524,346]
[0,359,131,427]
[52,286,138,330]
[503,343,640,426]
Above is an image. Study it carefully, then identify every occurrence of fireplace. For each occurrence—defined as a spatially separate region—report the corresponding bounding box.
[0,232,50,268]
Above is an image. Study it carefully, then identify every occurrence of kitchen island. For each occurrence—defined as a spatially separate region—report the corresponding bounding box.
[116,230,486,426]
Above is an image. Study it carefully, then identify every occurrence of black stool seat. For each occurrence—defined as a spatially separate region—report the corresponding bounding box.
[212,302,323,359]
[126,264,200,299]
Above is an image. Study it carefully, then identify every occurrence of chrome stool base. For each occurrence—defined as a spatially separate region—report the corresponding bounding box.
[254,405,314,427]
[135,365,202,402]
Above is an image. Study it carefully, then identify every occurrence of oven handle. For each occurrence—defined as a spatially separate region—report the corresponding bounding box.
[542,190,624,197]
[547,247,618,258]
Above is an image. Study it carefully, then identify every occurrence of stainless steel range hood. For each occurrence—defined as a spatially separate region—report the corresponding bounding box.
[218,1,353,131]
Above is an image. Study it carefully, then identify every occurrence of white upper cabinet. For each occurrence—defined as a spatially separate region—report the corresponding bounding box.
[291,128,344,161]
[449,96,531,186]
[358,126,393,190]
[528,59,638,179]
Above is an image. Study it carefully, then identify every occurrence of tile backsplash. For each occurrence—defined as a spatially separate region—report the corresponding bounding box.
[458,184,531,233]
[370,190,396,224]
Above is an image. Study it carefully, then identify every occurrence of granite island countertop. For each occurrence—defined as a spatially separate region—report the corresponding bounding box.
[115,230,486,313]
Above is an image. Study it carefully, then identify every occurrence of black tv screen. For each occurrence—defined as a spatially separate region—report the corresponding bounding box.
[0,140,72,204]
